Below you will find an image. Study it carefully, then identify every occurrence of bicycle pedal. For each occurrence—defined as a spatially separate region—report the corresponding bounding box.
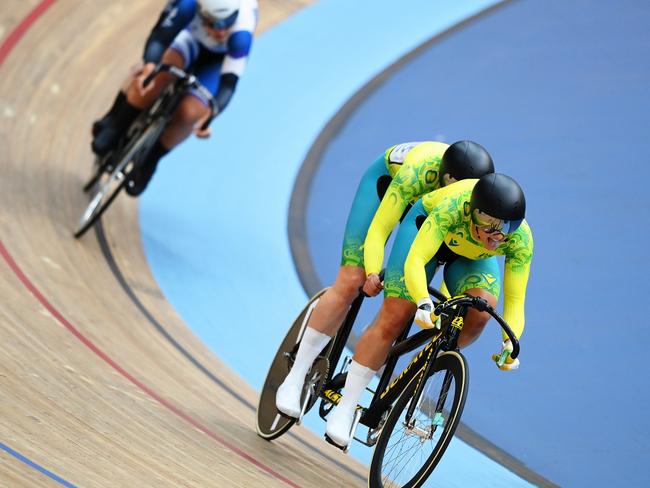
[353,431,374,448]
[323,433,348,452]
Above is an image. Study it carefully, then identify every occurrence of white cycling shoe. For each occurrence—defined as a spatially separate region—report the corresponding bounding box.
[275,379,303,419]
[325,404,356,449]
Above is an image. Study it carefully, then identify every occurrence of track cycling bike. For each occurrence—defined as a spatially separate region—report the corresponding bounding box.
[257,282,519,488]
[74,64,215,238]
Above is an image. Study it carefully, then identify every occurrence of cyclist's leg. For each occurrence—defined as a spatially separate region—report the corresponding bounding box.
[126,46,220,196]
[326,201,440,447]
[92,35,187,156]
[158,46,221,148]
[444,256,500,348]
[92,67,145,137]
[126,46,215,196]
[355,200,437,370]
[307,152,393,336]
[274,265,365,418]
[276,154,390,418]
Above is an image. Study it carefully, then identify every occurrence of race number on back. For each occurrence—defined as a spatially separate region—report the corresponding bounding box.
[388,142,421,164]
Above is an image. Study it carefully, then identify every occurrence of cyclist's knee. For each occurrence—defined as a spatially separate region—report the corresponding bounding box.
[330,266,366,301]
[463,288,496,332]
[375,298,415,339]
[174,96,209,126]
[162,48,185,68]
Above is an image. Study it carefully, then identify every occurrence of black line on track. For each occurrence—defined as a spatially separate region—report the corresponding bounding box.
[286,1,558,487]
[94,221,365,483]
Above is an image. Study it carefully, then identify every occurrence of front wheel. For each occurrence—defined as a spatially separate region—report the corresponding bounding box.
[74,119,165,238]
[256,288,329,440]
[369,350,468,488]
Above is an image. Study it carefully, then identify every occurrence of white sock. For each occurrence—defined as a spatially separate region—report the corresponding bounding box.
[337,360,376,413]
[284,327,331,385]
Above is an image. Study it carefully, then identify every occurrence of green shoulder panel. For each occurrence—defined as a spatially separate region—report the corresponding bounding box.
[420,181,474,241]
[387,141,448,202]
[505,220,534,272]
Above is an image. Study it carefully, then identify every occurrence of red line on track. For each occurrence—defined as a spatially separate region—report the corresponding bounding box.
[0,0,57,66]
[0,3,301,486]
[0,241,300,488]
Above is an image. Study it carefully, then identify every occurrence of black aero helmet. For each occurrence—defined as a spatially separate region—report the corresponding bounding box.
[471,173,526,234]
[440,140,494,186]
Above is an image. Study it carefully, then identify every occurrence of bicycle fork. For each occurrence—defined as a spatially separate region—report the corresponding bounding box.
[404,306,465,438]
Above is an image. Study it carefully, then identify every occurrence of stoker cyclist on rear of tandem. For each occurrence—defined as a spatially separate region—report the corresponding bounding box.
[91,0,257,196]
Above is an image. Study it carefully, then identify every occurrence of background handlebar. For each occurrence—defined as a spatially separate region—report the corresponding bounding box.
[141,64,216,130]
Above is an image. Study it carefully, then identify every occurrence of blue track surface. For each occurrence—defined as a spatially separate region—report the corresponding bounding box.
[306,0,650,486]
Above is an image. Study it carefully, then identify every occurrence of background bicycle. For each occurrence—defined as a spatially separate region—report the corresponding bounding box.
[74,64,215,238]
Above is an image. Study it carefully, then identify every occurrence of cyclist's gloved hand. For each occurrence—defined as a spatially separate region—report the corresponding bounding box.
[491,339,520,371]
[415,298,439,329]
[362,273,383,297]
[193,121,212,139]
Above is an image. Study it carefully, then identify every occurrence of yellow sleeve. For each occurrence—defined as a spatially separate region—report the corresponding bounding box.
[365,142,447,275]
[501,222,534,340]
[364,183,410,275]
[404,214,447,303]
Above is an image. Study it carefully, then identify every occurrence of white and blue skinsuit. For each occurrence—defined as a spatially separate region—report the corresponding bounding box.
[143,0,257,110]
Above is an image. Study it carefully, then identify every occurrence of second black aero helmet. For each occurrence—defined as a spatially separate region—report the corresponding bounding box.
[440,140,494,186]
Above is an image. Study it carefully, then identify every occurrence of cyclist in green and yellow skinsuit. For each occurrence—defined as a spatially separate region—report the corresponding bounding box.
[406,175,532,346]
[323,173,532,448]
[276,140,494,422]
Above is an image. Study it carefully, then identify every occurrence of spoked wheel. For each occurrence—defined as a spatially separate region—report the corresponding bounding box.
[369,351,468,488]
[82,155,111,193]
[74,168,126,238]
[256,288,330,440]
[74,119,165,238]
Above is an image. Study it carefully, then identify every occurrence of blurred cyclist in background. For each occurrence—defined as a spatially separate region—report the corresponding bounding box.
[275,141,495,429]
[91,0,257,195]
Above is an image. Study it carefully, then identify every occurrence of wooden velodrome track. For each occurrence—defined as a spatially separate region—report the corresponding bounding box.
[0,1,368,486]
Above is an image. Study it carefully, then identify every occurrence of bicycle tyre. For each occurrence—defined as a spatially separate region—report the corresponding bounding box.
[369,350,468,488]
[82,158,107,194]
[256,288,328,440]
[73,119,165,238]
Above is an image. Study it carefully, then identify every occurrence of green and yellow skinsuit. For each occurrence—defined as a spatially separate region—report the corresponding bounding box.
[401,179,533,339]
[341,141,449,269]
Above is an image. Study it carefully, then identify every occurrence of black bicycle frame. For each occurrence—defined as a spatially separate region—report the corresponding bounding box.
[318,293,467,430]
[403,304,465,423]
[316,282,520,442]
[143,64,215,131]
[322,291,366,371]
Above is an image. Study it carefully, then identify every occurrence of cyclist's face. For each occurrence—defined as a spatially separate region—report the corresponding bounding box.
[198,10,237,42]
[472,210,508,250]
[211,28,229,42]
[202,22,230,42]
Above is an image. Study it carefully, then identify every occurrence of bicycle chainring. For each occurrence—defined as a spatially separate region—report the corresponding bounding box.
[307,356,329,397]
[304,356,329,412]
